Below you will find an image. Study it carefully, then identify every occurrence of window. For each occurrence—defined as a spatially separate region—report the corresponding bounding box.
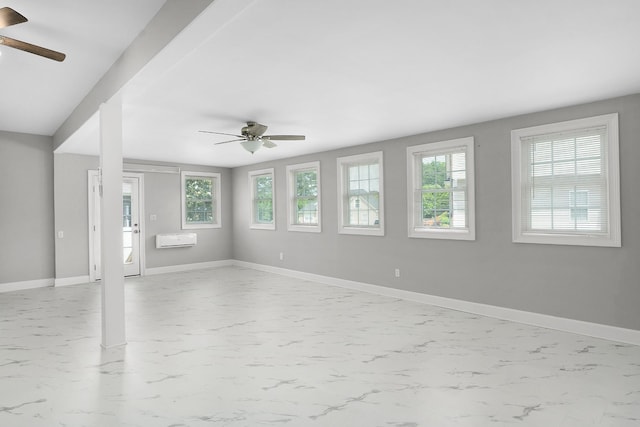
[570,190,589,221]
[406,137,475,240]
[286,161,321,232]
[249,168,275,230]
[337,151,384,236]
[181,171,221,229]
[511,113,620,247]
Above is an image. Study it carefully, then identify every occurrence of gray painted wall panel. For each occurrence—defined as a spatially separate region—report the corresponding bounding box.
[143,164,233,268]
[53,154,98,279]
[53,154,233,278]
[232,94,640,331]
[0,132,55,283]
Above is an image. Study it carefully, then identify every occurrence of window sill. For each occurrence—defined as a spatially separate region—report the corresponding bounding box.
[409,227,475,241]
[514,232,620,247]
[182,223,221,230]
[250,223,276,231]
[339,227,384,237]
[288,224,321,233]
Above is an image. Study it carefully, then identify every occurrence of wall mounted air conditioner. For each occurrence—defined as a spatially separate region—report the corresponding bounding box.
[156,233,197,248]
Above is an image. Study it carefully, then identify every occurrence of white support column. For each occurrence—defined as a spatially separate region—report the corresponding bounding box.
[99,98,126,349]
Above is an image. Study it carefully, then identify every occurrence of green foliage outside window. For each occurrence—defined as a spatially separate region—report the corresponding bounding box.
[185,177,214,223]
[254,175,273,223]
[295,170,318,224]
[421,158,451,227]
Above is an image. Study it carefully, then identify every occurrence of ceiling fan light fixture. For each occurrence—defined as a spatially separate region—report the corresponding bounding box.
[240,138,262,154]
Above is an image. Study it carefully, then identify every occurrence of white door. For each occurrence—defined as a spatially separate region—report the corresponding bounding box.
[89,172,144,280]
[121,178,141,276]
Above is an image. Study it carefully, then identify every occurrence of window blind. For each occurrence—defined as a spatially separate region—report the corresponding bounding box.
[520,126,608,234]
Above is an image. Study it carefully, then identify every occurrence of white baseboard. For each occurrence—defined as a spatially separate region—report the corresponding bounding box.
[55,276,90,287]
[145,259,234,276]
[0,278,54,293]
[232,260,640,346]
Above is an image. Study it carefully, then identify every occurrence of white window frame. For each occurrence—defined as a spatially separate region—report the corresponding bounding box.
[406,137,476,240]
[337,151,384,236]
[249,168,275,230]
[286,161,321,233]
[511,113,620,247]
[181,171,221,229]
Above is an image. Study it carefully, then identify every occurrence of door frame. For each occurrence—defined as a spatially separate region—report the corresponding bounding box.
[88,170,146,282]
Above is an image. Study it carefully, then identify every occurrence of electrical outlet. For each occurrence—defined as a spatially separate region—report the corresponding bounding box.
[394,268,400,278]
[279,252,284,261]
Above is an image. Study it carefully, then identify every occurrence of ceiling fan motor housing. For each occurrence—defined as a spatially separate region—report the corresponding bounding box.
[242,121,268,138]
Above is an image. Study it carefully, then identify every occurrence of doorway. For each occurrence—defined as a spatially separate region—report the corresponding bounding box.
[88,171,145,281]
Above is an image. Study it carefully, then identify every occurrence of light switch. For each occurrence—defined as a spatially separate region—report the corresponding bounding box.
[150,214,157,221]
[57,231,64,238]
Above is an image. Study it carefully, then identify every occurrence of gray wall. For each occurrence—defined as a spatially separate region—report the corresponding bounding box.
[232,94,640,331]
[53,154,98,279]
[53,154,233,278]
[143,163,233,268]
[0,132,55,283]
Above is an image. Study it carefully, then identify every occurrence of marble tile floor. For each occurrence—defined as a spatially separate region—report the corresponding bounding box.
[1,266,639,427]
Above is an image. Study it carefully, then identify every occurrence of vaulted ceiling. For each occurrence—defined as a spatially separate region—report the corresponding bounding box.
[4,1,640,167]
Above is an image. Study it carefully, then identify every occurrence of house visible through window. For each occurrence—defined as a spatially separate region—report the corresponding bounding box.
[407,137,475,240]
[249,168,275,230]
[337,151,384,236]
[511,113,620,247]
[570,190,589,222]
[286,161,321,232]
[181,171,221,229]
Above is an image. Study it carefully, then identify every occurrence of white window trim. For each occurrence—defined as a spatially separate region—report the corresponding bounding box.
[406,137,476,240]
[511,113,621,247]
[181,171,221,229]
[337,151,384,236]
[286,161,321,233]
[248,168,275,230]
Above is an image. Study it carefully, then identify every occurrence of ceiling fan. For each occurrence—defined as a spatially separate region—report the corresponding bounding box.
[0,7,66,62]
[199,121,305,154]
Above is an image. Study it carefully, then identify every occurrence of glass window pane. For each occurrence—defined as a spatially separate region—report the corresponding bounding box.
[186,178,212,200]
[553,139,575,161]
[369,164,379,179]
[421,156,436,186]
[575,135,601,159]
[183,173,219,227]
[533,163,552,177]
[576,159,601,176]
[533,141,552,163]
[348,165,359,181]
[523,125,610,234]
[339,155,382,231]
[369,178,379,192]
[296,171,317,197]
[255,176,272,198]
[359,164,369,180]
[250,172,274,227]
[554,161,575,176]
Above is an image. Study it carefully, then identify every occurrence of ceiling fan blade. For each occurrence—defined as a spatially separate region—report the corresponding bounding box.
[244,121,268,137]
[198,130,244,138]
[0,7,27,29]
[214,138,247,145]
[263,135,306,141]
[0,35,65,62]
[262,140,277,149]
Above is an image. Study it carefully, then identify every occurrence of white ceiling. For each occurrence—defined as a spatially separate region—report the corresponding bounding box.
[0,0,166,136]
[5,1,640,168]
